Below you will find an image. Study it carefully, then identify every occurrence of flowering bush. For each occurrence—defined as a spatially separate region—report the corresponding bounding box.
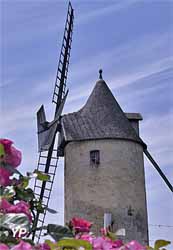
[0,139,21,186]
[0,199,32,222]
[0,139,171,250]
[0,139,49,249]
[70,217,92,233]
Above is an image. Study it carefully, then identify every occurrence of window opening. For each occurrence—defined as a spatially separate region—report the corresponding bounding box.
[90,150,100,166]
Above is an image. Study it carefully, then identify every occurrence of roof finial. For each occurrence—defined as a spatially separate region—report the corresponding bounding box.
[99,69,103,80]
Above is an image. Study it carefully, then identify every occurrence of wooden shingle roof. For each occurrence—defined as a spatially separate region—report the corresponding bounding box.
[61,79,144,146]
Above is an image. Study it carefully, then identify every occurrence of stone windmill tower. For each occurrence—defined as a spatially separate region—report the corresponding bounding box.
[33,3,172,244]
[58,70,148,244]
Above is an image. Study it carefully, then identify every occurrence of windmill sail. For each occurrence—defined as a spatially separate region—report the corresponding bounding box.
[144,149,173,193]
[37,105,57,151]
[37,91,68,151]
[52,2,73,109]
[32,2,74,242]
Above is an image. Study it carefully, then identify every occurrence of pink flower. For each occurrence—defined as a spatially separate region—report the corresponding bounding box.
[112,240,124,248]
[76,233,94,244]
[125,241,146,250]
[91,237,124,250]
[70,217,92,232]
[12,201,32,222]
[117,246,129,250]
[93,237,104,250]
[102,239,114,250]
[34,243,51,250]
[76,230,124,250]
[0,244,10,250]
[0,199,32,222]
[0,198,12,210]
[0,139,21,186]
[0,139,13,154]
[11,241,32,250]
[0,139,21,168]
[0,168,11,186]
[100,228,108,236]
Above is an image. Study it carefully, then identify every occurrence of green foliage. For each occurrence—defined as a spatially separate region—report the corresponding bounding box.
[45,239,92,250]
[46,207,57,214]
[147,239,171,250]
[47,224,74,241]
[15,187,35,202]
[154,240,171,249]
[34,200,45,213]
[0,213,30,235]
[45,240,59,250]
[34,170,50,181]
[0,231,18,245]
[0,143,5,157]
[19,176,30,188]
[58,239,93,250]
[0,186,16,200]
[107,230,117,241]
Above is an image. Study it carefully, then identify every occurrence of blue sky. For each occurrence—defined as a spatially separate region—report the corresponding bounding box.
[1,0,173,247]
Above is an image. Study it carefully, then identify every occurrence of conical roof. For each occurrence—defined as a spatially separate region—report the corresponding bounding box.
[61,78,144,146]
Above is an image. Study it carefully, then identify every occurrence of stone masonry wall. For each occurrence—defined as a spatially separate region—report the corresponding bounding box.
[64,139,148,245]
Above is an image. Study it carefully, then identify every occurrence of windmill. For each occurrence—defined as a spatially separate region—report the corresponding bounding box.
[31,1,172,243]
[32,2,74,242]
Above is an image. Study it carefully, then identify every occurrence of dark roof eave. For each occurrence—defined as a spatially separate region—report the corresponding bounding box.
[60,136,147,150]
[125,113,143,121]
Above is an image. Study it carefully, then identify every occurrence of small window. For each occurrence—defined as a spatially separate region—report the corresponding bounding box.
[90,150,100,166]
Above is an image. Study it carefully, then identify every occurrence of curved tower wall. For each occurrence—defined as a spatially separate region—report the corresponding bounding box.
[64,139,148,244]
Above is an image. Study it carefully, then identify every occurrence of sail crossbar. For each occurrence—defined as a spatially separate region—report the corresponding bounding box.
[33,149,59,242]
[52,2,74,108]
[32,2,74,242]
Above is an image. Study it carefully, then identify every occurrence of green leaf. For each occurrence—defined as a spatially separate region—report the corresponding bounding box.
[0,213,30,237]
[0,232,18,245]
[34,170,50,181]
[20,176,29,188]
[58,239,93,250]
[35,201,45,213]
[107,230,117,241]
[0,226,13,237]
[0,186,15,199]
[46,207,57,214]
[0,143,5,157]
[47,224,74,241]
[15,187,34,202]
[154,240,171,250]
[34,225,48,232]
[45,240,59,250]
[26,172,38,178]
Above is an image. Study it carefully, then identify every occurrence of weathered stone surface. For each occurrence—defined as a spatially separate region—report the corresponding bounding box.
[64,139,148,245]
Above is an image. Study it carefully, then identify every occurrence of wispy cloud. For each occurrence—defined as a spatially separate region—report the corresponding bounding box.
[2,58,172,136]
[69,31,172,82]
[1,1,65,46]
[109,57,173,89]
[63,57,172,113]
[76,0,138,25]
[1,0,138,47]
[141,113,173,166]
